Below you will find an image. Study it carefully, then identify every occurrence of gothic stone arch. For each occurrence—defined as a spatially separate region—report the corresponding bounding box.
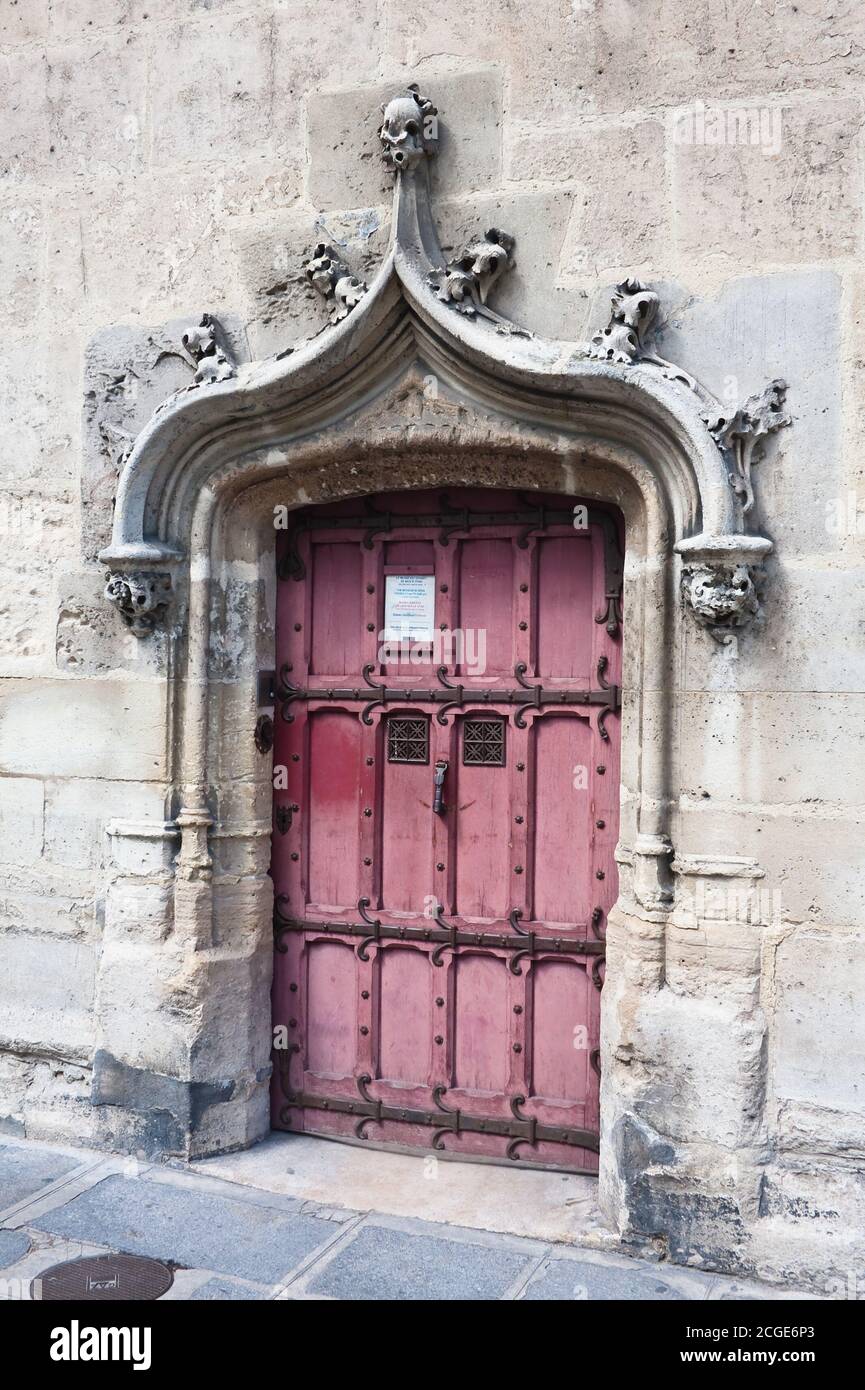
[97,87,786,1262]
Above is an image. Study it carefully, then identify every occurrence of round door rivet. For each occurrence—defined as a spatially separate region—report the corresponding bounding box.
[291,753,300,762]
[436,997,444,1007]
[360,1026,369,1036]
[440,622,447,631]
[518,621,528,631]
[290,852,299,861]
[289,983,298,993]
[597,765,606,774]
[440,583,448,593]
[515,815,524,824]
[436,863,445,873]
[363,808,372,817]
[289,1018,297,1028]
[366,756,374,766]
[294,623,302,632]
[596,818,605,828]
[367,584,375,594]
[514,865,523,874]
[519,583,528,592]
[363,856,372,866]
[514,1004,523,1015]
[361,990,370,1000]
[434,1035,444,1045]
[516,761,525,772]
[367,622,375,631]
[513,1043,522,1053]
[596,870,605,880]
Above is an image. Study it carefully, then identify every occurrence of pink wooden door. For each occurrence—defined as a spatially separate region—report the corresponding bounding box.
[270,488,622,1172]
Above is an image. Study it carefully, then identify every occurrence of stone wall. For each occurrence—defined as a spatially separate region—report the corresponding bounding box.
[1,0,864,1292]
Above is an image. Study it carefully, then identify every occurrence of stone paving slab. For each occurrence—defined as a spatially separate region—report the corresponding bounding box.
[30,1174,346,1284]
[520,1253,686,1300]
[0,1143,83,1212]
[189,1277,272,1301]
[305,1221,536,1301]
[0,1229,31,1269]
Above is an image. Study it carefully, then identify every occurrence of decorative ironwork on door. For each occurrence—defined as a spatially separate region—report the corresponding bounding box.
[270,487,622,1172]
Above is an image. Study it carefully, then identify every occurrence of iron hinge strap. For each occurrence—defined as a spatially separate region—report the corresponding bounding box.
[276,1088,599,1154]
[273,901,603,961]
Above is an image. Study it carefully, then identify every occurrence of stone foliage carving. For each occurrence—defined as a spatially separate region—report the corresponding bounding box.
[704,379,790,514]
[588,278,696,389]
[681,562,760,640]
[104,571,173,637]
[379,86,438,170]
[181,314,237,385]
[304,243,368,324]
[428,228,528,335]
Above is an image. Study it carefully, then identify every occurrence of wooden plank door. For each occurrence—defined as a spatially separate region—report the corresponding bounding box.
[270,488,622,1172]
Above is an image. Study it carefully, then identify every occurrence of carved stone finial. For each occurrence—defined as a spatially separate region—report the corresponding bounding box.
[680,562,760,641]
[304,243,368,324]
[427,228,528,336]
[704,379,790,514]
[104,571,173,637]
[379,85,438,171]
[181,314,237,385]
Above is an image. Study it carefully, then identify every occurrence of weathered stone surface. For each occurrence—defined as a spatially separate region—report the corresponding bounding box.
[0,679,169,780]
[0,0,49,47]
[0,48,49,186]
[46,32,147,180]
[0,934,95,1059]
[520,119,672,285]
[148,13,277,169]
[774,934,865,1116]
[671,99,863,270]
[0,777,43,867]
[383,0,596,119]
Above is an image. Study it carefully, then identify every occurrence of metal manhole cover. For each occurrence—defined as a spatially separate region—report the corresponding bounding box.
[35,1253,174,1301]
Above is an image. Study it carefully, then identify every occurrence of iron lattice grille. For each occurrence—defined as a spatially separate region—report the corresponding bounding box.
[463,717,506,766]
[387,716,430,764]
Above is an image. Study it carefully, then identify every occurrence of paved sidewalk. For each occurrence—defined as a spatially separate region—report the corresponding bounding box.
[0,1135,817,1301]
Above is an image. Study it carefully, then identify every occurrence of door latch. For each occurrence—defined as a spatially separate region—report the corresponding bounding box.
[432,759,448,815]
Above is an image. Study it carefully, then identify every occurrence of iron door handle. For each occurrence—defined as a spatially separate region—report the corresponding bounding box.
[432,759,448,815]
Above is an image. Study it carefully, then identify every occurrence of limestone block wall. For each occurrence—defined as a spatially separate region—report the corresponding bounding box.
[1,0,864,1289]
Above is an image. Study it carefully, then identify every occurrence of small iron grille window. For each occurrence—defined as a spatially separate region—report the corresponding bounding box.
[463,717,506,766]
[387,716,430,764]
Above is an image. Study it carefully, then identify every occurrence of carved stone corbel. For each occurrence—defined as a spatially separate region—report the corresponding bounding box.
[181,314,237,385]
[704,379,790,514]
[676,536,772,642]
[104,570,173,637]
[304,243,368,324]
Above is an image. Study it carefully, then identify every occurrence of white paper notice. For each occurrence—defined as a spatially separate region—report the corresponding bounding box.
[383,574,436,642]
